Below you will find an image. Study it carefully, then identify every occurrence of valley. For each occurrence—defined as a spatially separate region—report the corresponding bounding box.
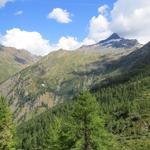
[0,33,150,150]
[0,34,141,123]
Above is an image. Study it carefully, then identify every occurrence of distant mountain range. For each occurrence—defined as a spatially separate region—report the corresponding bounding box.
[0,33,148,123]
[0,45,39,83]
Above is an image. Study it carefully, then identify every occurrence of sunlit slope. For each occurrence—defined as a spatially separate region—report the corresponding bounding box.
[0,45,38,82]
[0,48,129,122]
[17,60,150,150]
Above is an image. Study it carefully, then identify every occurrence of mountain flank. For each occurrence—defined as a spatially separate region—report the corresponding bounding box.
[0,45,39,83]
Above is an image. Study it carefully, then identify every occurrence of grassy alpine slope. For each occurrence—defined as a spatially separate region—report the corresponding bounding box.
[16,42,150,149]
[0,34,141,123]
[0,47,131,123]
[0,37,149,149]
[0,45,38,83]
[16,59,150,150]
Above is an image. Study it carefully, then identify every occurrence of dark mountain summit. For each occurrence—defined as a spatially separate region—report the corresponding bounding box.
[81,33,141,50]
[99,33,140,49]
[99,33,121,43]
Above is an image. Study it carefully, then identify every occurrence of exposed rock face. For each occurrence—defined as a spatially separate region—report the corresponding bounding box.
[99,33,140,49]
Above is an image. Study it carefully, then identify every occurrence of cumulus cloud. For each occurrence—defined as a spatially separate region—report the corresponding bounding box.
[0,28,81,55]
[98,5,109,14]
[56,36,81,50]
[0,28,52,56]
[84,0,150,45]
[110,0,150,43]
[0,0,14,8]
[48,8,72,23]
[2,1,150,55]
[83,13,112,45]
[14,10,23,16]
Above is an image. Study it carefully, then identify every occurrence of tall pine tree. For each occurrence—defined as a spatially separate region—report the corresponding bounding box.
[59,91,119,150]
[0,96,16,150]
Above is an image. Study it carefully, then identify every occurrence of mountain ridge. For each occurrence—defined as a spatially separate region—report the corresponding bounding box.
[0,45,39,83]
[81,33,141,50]
[0,34,147,123]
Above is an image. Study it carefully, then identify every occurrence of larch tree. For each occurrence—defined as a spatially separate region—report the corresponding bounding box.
[59,91,119,150]
[0,96,16,150]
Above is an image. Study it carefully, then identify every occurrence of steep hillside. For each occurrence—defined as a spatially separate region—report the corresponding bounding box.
[16,41,150,149]
[17,60,150,150]
[0,34,141,122]
[0,45,38,82]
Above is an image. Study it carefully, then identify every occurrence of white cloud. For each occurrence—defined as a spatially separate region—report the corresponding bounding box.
[0,28,52,56]
[0,28,81,55]
[0,0,14,8]
[110,0,150,43]
[98,5,109,14]
[15,10,23,16]
[83,38,95,46]
[2,1,150,55]
[56,36,81,50]
[83,13,112,45]
[84,0,150,45]
[48,8,72,23]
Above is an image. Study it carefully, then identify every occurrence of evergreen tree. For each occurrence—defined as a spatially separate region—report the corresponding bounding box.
[59,91,118,150]
[44,117,62,150]
[0,96,16,150]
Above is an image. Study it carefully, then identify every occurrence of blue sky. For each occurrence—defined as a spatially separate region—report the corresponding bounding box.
[0,0,150,55]
[0,0,115,42]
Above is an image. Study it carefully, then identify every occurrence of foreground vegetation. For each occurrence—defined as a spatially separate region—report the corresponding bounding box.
[1,58,150,149]
[15,65,150,150]
[0,96,16,149]
[16,91,120,150]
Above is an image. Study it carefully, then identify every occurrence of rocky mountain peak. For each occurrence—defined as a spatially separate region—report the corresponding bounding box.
[99,33,121,44]
[98,33,140,49]
[105,33,120,41]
